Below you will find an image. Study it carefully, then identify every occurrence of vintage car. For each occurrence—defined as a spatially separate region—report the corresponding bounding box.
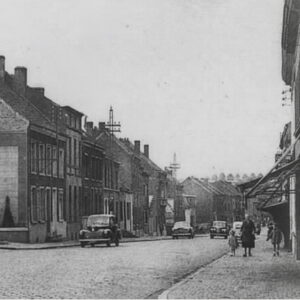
[172,221,194,239]
[210,220,229,239]
[232,221,243,243]
[79,214,121,247]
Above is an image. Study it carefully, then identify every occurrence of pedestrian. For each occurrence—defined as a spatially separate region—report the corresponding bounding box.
[228,230,238,256]
[271,223,283,256]
[241,214,256,257]
[266,222,274,241]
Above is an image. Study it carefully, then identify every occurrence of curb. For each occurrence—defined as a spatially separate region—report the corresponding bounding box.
[158,249,228,299]
[0,234,208,250]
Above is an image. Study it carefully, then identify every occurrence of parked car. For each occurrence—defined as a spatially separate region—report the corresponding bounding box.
[172,221,194,239]
[232,221,243,244]
[79,214,121,247]
[210,220,229,239]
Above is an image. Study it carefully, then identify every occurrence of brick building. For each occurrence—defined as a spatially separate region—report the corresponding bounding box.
[182,176,243,225]
[0,56,67,242]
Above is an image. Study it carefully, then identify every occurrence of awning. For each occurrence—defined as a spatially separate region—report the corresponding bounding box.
[245,158,300,209]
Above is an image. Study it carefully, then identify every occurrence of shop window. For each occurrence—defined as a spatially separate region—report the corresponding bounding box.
[31,186,37,223]
[40,187,45,221]
[58,189,64,221]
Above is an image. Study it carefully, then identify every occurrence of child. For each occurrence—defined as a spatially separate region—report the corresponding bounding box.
[271,223,283,256]
[228,230,238,256]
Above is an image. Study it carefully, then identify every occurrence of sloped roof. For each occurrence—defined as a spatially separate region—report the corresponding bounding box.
[211,180,241,197]
[183,176,222,195]
[0,84,56,131]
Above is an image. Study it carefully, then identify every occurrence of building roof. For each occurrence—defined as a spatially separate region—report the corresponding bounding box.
[0,84,56,131]
[211,180,241,197]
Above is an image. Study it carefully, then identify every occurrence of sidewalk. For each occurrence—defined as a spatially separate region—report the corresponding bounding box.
[0,234,208,250]
[162,231,300,299]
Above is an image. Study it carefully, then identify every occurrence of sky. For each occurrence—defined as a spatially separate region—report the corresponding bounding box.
[0,0,290,179]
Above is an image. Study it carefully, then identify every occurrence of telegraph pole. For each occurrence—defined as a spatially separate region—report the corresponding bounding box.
[169,153,180,179]
[104,106,121,216]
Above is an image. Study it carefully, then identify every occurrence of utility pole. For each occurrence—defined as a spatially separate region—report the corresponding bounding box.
[104,106,121,216]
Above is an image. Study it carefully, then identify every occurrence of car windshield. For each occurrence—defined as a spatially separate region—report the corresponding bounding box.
[173,221,189,229]
[87,215,110,227]
[213,221,226,227]
[233,222,242,229]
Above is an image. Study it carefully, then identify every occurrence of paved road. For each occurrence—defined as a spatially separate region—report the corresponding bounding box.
[0,236,228,299]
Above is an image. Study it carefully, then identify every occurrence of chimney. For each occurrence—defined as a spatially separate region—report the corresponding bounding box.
[98,122,106,131]
[33,87,45,97]
[0,56,5,84]
[13,67,27,96]
[144,144,149,158]
[134,140,140,153]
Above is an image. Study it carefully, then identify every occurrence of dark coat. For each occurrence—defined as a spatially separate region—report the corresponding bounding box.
[241,219,255,248]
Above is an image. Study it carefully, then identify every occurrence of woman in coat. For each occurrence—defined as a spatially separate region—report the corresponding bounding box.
[241,214,256,257]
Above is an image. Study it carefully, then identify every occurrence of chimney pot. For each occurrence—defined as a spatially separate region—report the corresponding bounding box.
[144,144,149,158]
[134,140,140,153]
[0,56,5,83]
[86,121,93,129]
[14,67,27,96]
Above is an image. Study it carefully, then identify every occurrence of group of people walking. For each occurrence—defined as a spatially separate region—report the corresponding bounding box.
[228,214,283,257]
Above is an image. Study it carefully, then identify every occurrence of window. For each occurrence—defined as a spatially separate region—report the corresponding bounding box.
[46,145,52,176]
[52,146,57,177]
[31,186,37,223]
[58,189,64,221]
[104,198,109,214]
[74,186,77,222]
[40,187,45,221]
[39,144,45,174]
[69,185,72,221]
[46,188,51,222]
[52,188,57,221]
[126,203,131,220]
[74,138,77,167]
[59,148,64,178]
[30,141,37,173]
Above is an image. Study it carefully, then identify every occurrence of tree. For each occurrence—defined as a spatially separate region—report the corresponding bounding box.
[2,196,15,227]
[211,174,218,182]
[227,173,234,182]
[219,173,226,181]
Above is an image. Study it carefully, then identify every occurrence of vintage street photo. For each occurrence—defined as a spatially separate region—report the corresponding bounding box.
[0,0,299,299]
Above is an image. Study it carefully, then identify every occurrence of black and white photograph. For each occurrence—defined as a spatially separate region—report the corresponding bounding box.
[0,0,299,299]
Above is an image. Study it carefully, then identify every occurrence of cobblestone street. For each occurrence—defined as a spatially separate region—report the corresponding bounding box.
[165,230,300,299]
[0,236,227,299]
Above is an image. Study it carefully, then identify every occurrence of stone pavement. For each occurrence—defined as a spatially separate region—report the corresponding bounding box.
[162,230,300,299]
[0,234,207,250]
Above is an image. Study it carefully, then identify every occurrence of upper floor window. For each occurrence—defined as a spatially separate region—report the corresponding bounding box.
[59,148,64,178]
[52,146,57,177]
[30,141,38,173]
[38,144,45,174]
[46,145,52,176]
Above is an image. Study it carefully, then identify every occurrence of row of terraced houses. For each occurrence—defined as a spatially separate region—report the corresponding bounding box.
[0,56,243,243]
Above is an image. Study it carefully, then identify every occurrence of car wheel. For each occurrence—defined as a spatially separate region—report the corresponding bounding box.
[210,235,214,239]
[107,241,111,247]
[80,242,86,248]
[224,235,228,239]
[91,243,95,247]
[115,239,119,247]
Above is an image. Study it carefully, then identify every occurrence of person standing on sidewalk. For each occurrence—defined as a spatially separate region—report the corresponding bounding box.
[271,223,283,256]
[228,230,238,256]
[241,214,256,257]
